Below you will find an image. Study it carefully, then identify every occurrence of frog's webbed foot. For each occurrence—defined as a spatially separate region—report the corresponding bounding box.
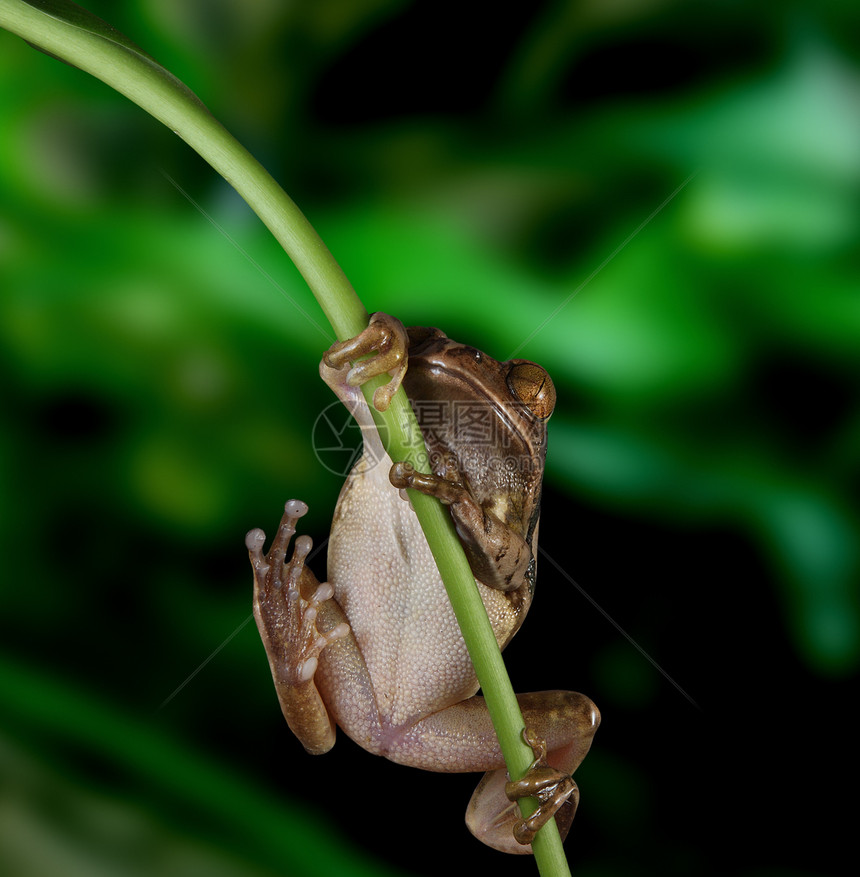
[323,312,409,411]
[504,729,580,847]
[247,500,349,754]
[465,693,597,854]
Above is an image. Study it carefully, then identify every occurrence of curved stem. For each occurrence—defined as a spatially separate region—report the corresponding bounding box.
[0,0,365,338]
[0,3,569,874]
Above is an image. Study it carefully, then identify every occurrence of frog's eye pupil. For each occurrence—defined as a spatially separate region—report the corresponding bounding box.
[507,363,556,420]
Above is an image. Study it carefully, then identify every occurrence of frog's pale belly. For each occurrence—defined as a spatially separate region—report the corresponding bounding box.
[327,451,506,732]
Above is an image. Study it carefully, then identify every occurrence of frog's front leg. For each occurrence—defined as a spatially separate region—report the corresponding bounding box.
[246,500,351,755]
[323,312,409,411]
[389,461,532,591]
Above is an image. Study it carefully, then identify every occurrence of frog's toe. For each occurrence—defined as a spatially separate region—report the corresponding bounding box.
[245,527,269,575]
[270,499,310,567]
[465,766,578,855]
[506,772,579,847]
[246,500,310,578]
[293,582,350,682]
[323,313,409,411]
[250,500,330,683]
[389,461,467,504]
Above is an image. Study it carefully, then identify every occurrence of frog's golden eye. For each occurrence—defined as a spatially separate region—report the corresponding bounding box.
[507,362,556,420]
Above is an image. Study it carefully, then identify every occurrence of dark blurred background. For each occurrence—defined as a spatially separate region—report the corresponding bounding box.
[1,2,858,875]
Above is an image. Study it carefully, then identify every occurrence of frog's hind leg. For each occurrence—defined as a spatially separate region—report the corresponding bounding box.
[388,689,599,854]
[467,726,581,854]
[465,691,599,854]
[247,500,350,755]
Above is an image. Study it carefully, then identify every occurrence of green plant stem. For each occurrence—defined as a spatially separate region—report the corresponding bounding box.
[0,3,570,874]
[0,0,365,338]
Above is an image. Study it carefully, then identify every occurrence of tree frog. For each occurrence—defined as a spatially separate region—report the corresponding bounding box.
[246,314,599,853]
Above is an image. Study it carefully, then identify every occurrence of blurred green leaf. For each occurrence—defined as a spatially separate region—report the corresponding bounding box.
[0,655,410,877]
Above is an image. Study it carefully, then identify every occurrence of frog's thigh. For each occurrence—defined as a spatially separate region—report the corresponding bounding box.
[313,600,386,753]
[388,690,599,773]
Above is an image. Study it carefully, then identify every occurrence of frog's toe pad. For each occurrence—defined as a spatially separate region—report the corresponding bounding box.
[297,613,350,683]
[246,499,310,580]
